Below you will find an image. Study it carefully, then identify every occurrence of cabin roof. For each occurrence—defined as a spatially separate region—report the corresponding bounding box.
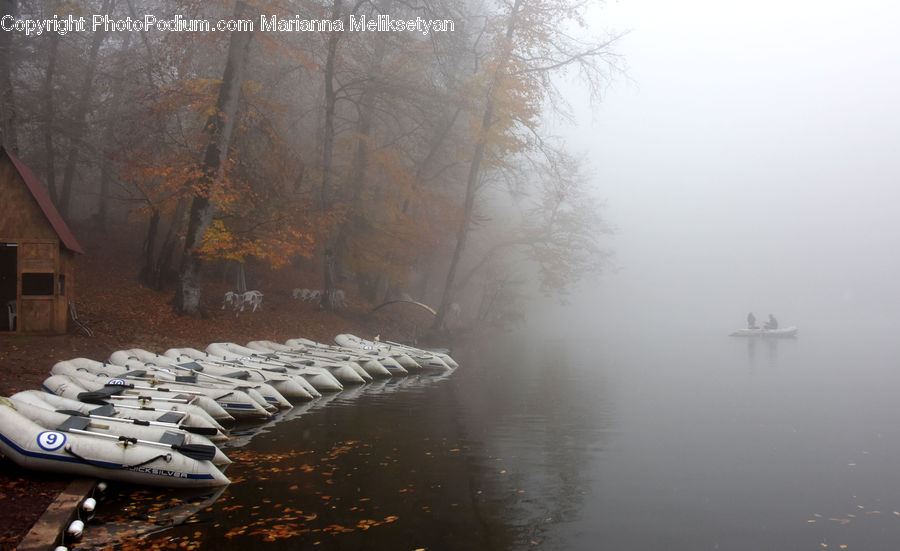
[1,147,84,254]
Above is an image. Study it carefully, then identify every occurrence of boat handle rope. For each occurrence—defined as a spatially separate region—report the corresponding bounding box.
[64,446,173,469]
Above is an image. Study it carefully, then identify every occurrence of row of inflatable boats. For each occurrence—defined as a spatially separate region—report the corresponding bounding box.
[0,334,457,488]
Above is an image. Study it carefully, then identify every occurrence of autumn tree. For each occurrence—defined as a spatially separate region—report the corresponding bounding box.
[175,0,255,316]
[432,0,621,331]
[455,148,611,317]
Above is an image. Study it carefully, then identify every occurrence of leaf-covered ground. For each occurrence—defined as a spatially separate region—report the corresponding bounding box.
[0,223,437,548]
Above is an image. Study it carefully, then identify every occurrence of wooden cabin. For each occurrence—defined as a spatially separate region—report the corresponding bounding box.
[0,146,83,333]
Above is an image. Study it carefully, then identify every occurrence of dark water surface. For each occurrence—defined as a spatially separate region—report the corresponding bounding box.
[77,325,900,550]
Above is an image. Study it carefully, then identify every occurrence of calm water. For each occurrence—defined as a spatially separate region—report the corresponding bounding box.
[76,323,900,550]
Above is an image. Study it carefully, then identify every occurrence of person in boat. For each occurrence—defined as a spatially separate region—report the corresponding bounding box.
[764,314,778,330]
[747,312,757,329]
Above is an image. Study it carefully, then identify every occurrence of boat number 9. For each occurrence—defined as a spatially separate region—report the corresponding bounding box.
[37,431,67,451]
[108,379,127,385]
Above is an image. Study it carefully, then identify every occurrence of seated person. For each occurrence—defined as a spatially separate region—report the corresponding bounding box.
[747,312,757,329]
[763,314,778,330]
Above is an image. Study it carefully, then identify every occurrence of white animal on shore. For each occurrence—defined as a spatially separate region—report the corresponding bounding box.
[240,290,263,312]
[292,288,322,302]
[222,291,239,310]
[292,288,346,308]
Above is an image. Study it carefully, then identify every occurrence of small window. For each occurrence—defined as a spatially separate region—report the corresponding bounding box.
[22,273,54,296]
[57,274,65,296]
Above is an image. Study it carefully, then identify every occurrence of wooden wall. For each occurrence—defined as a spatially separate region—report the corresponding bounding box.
[0,155,72,334]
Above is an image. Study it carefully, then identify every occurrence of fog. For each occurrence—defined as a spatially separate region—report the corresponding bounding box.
[543,0,900,338]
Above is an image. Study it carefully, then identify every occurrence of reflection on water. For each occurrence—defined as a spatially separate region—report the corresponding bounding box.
[73,327,900,550]
[745,336,786,364]
[74,341,612,550]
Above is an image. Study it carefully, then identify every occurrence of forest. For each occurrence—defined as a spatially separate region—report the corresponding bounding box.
[0,0,620,332]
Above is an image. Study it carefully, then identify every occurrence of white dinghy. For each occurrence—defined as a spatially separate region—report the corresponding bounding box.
[48,365,245,422]
[334,334,455,371]
[114,348,319,401]
[42,374,228,431]
[251,340,399,378]
[107,350,296,405]
[8,395,231,466]
[12,390,228,442]
[52,359,277,420]
[284,338,411,375]
[165,347,342,394]
[0,398,230,488]
[229,341,377,382]
[206,342,368,386]
[729,326,798,338]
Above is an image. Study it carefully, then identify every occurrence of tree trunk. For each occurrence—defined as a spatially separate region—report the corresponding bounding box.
[174,1,254,316]
[96,32,133,231]
[59,0,111,217]
[432,0,523,331]
[42,30,59,202]
[0,0,18,153]
[152,197,189,290]
[139,208,160,286]
[318,0,343,311]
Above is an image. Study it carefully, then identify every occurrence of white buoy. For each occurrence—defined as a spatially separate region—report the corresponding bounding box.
[81,497,97,512]
[54,546,68,551]
[67,519,84,538]
[96,481,108,492]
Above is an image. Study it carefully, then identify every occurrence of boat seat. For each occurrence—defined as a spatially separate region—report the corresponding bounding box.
[224,371,250,380]
[176,362,204,372]
[265,366,287,373]
[125,370,148,378]
[89,404,118,417]
[89,387,124,399]
[156,411,183,424]
[175,375,199,384]
[159,431,186,447]
[57,416,91,432]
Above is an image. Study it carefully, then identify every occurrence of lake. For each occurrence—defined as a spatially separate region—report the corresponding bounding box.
[74,322,900,550]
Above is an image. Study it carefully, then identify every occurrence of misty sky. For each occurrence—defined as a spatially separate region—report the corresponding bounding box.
[557,0,900,333]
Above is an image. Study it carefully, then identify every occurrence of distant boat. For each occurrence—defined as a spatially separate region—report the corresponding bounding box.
[729,326,798,338]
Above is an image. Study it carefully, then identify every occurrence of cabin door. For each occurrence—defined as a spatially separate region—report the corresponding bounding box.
[0,243,16,331]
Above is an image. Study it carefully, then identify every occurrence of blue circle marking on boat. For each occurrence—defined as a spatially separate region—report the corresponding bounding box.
[108,379,127,385]
[37,431,67,451]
